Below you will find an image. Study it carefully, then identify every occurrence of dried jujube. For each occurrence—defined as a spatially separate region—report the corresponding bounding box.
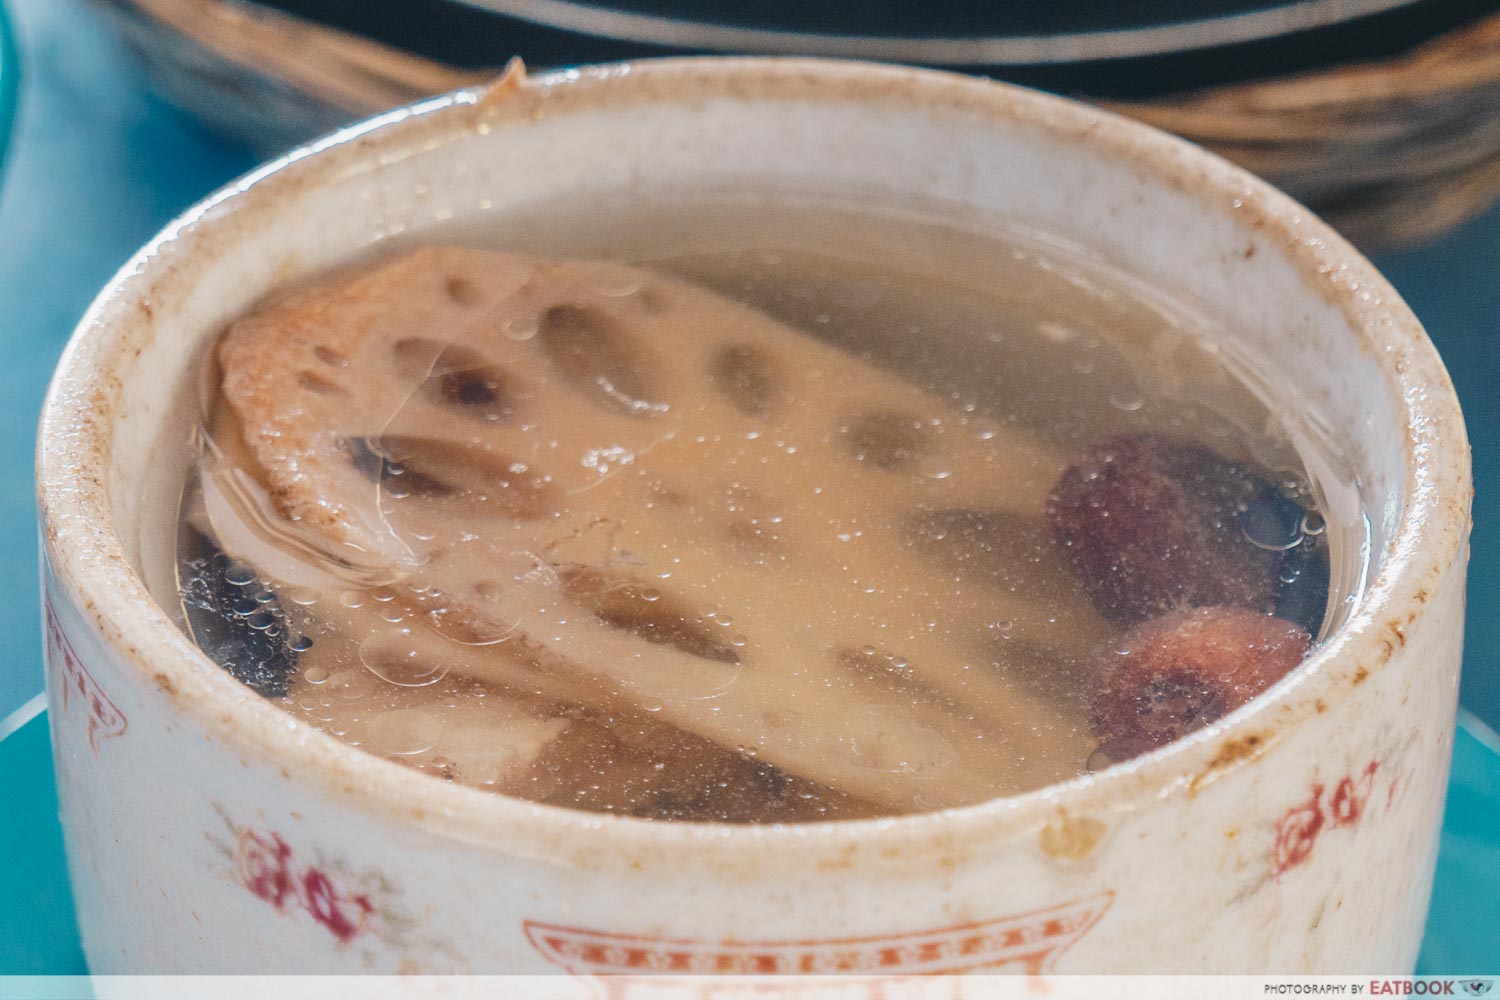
[1090,606,1310,759]
[1046,433,1325,629]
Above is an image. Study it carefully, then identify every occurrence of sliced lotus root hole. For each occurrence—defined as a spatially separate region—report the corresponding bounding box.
[538,303,665,417]
[296,369,348,396]
[445,275,483,307]
[710,344,780,418]
[391,338,518,420]
[841,410,931,471]
[345,434,558,518]
[559,566,742,665]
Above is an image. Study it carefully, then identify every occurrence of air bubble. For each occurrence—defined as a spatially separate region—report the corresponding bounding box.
[303,665,328,684]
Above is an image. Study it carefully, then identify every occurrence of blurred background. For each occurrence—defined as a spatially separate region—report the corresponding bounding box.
[1,0,1498,974]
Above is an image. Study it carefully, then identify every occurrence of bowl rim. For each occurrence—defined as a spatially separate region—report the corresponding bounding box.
[36,56,1471,875]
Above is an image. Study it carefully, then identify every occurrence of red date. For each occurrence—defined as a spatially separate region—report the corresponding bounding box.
[1047,434,1321,628]
[1091,606,1310,758]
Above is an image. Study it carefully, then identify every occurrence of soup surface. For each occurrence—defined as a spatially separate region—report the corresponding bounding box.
[169,193,1360,822]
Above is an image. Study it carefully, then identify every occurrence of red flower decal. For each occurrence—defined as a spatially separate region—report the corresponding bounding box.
[1271,784,1325,876]
[234,830,294,909]
[1270,760,1391,876]
[224,821,375,943]
[301,869,374,943]
[1329,762,1379,827]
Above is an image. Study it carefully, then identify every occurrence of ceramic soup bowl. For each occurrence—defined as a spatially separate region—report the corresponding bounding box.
[36,58,1470,974]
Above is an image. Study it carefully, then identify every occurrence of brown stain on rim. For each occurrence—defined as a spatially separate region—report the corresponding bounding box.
[1039,811,1106,861]
[1190,732,1270,794]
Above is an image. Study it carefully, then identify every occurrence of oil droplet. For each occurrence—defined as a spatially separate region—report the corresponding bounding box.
[339,591,365,609]
[503,314,540,341]
[224,564,256,587]
[847,715,954,774]
[326,670,372,703]
[287,587,320,607]
[590,265,644,298]
[359,628,446,687]
[368,709,440,755]
[915,456,952,481]
[303,665,329,684]
[1086,746,1117,773]
[1108,387,1145,412]
[970,418,1001,442]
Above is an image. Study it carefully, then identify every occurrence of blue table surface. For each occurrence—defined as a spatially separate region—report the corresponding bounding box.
[0,0,1497,975]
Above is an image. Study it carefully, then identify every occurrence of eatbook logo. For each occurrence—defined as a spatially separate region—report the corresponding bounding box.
[44,597,127,753]
[1461,982,1494,997]
[526,892,1112,976]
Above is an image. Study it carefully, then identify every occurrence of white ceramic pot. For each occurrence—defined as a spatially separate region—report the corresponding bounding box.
[36,58,1471,974]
